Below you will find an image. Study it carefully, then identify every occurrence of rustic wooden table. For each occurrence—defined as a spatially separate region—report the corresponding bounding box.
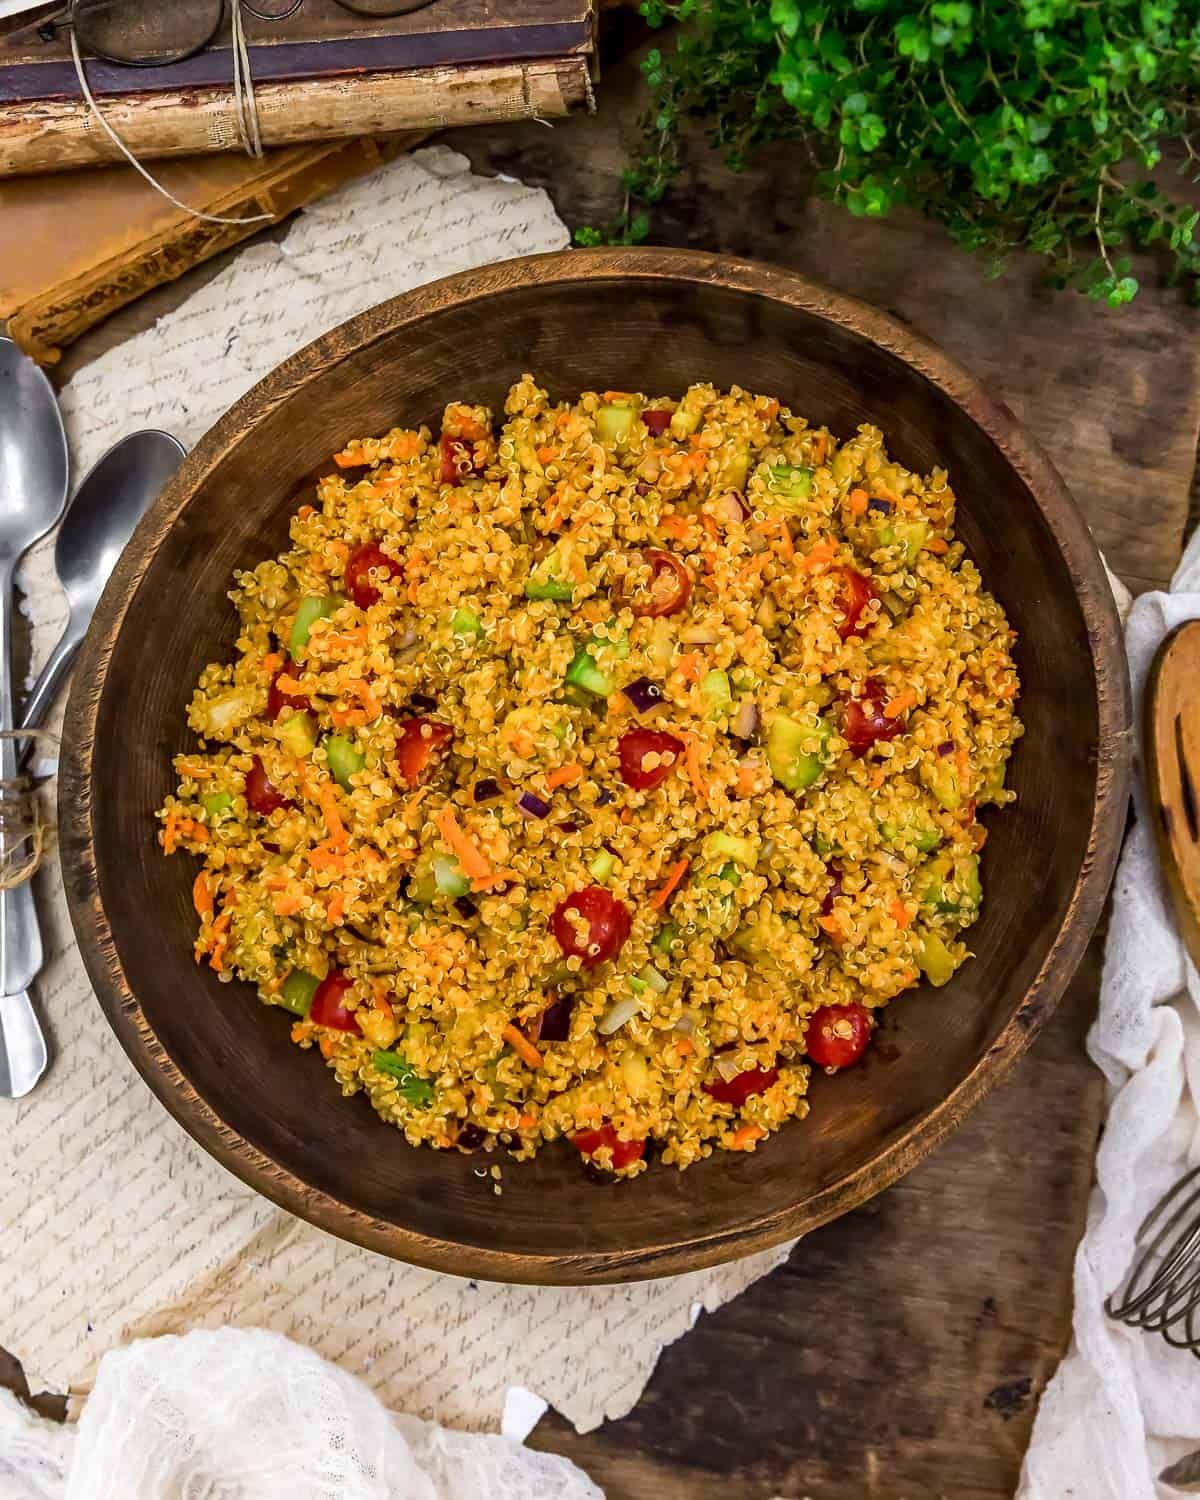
[5,27,1198,1500]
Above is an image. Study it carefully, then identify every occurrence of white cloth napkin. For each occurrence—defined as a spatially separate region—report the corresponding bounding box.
[1018,525,1200,1499]
[0,1328,602,1500]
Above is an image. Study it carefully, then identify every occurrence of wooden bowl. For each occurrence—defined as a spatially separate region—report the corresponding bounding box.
[61,249,1130,1283]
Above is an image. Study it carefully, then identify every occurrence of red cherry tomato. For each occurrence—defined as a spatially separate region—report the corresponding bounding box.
[244,756,290,815]
[267,657,310,719]
[570,1123,646,1170]
[439,433,484,485]
[619,549,693,618]
[617,727,685,790]
[393,717,454,785]
[842,679,905,757]
[641,409,671,437]
[308,971,362,1033]
[805,1003,871,1069]
[551,887,632,967]
[344,540,401,609]
[835,566,879,640]
[703,1064,779,1106]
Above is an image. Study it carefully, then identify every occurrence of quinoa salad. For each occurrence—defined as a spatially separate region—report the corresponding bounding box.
[160,375,1022,1176]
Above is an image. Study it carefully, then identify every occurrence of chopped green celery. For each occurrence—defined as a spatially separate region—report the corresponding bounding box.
[892,520,929,563]
[434,855,471,898]
[278,968,319,1016]
[652,922,678,957]
[766,464,814,509]
[596,404,635,444]
[879,808,941,854]
[638,963,669,994]
[525,577,574,602]
[921,756,962,811]
[372,1050,434,1104]
[716,861,742,886]
[326,734,365,790]
[202,791,233,820]
[565,647,614,698]
[278,711,317,758]
[766,712,832,792]
[451,607,483,637]
[290,594,341,657]
[588,850,617,884]
[704,830,757,867]
[550,721,569,743]
[917,930,958,988]
[876,524,895,546]
[628,974,649,996]
[700,668,733,719]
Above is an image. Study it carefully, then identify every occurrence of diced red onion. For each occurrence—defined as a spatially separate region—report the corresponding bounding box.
[732,698,759,740]
[537,995,575,1042]
[937,740,955,757]
[674,1011,698,1037]
[473,778,503,801]
[622,676,665,714]
[598,996,639,1035]
[409,692,437,712]
[517,790,552,819]
[717,491,748,524]
[596,787,615,807]
[867,497,894,515]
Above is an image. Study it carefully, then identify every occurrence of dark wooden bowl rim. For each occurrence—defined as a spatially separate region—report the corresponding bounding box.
[60,249,1131,1283]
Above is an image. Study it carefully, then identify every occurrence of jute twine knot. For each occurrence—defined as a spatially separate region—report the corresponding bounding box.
[0,730,57,892]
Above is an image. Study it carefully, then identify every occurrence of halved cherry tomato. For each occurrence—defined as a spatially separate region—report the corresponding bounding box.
[267,657,310,719]
[641,410,671,437]
[439,433,484,485]
[344,540,402,609]
[244,756,290,815]
[835,566,879,640]
[842,679,905,757]
[551,887,631,967]
[393,717,453,785]
[805,1003,871,1069]
[309,970,361,1033]
[703,1064,779,1106]
[617,727,685,790]
[617,549,693,618]
[570,1123,645,1170]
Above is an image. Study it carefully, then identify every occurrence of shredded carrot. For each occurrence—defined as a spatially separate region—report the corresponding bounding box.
[314,782,348,851]
[273,890,304,916]
[502,1023,543,1070]
[701,513,720,549]
[435,807,492,881]
[275,673,306,696]
[847,487,869,516]
[884,689,917,719]
[675,1037,694,1058]
[682,736,710,799]
[297,504,316,519]
[569,555,588,583]
[308,842,346,872]
[873,486,903,504]
[405,785,432,819]
[318,1034,338,1058]
[973,825,989,851]
[997,681,1017,699]
[956,748,971,781]
[926,535,950,554]
[730,1123,765,1150]
[545,483,568,529]
[261,652,284,676]
[162,809,180,854]
[776,515,795,561]
[371,981,391,1014]
[291,1020,313,1044]
[191,823,209,844]
[176,759,216,781]
[811,434,828,465]
[333,450,365,469]
[650,856,691,912]
[518,1111,538,1129]
[737,555,768,587]
[870,767,886,790]
[511,731,536,759]
[735,763,760,797]
[318,627,368,652]
[192,872,214,918]
[266,974,284,994]
[658,514,695,541]
[536,445,559,464]
[545,763,583,790]
[901,967,917,985]
[678,652,705,683]
[759,398,780,422]
[326,891,345,924]
[347,678,381,720]
[329,706,364,730]
[890,899,912,930]
[797,537,837,573]
[620,807,634,824]
[818,913,848,940]
[207,911,232,971]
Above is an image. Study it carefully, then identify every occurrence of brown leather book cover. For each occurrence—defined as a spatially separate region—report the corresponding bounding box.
[0,135,425,363]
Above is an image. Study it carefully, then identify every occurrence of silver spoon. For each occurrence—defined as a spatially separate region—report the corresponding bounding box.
[15,429,186,770]
[0,336,68,1099]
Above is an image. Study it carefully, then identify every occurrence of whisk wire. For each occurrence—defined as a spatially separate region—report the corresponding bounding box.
[1107,1166,1200,1356]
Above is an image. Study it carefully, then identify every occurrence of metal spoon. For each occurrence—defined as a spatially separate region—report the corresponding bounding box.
[15,429,186,770]
[0,336,68,1099]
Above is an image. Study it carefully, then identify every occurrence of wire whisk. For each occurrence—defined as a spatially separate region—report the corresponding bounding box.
[1107,1166,1200,1356]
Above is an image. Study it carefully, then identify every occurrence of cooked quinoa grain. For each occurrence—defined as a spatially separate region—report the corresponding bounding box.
[161,376,1021,1177]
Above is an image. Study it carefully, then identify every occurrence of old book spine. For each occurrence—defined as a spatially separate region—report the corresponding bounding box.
[5,135,425,365]
[0,58,591,178]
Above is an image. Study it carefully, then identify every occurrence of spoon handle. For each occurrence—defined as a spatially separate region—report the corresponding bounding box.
[0,569,45,1010]
[15,626,80,772]
[0,989,47,1099]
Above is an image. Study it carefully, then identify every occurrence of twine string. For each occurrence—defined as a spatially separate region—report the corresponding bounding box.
[0,730,56,892]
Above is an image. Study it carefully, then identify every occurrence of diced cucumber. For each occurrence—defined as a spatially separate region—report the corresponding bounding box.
[766,464,814,509]
[372,1050,434,1105]
[921,756,962,811]
[565,647,614,698]
[290,594,341,657]
[700,669,733,719]
[278,711,317,758]
[525,578,574,602]
[879,807,941,854]
[670,404,701,439]
[918,931,958,988]
[588,850,617,884]
[704,831,757,867]
[202,791,233,820]
[596,404,635,445]
[278,968,319,1016]
[652,922,678,958]
[638,963,669,994]
[914,853,981,914]
[451,607,483,637]
[434,855,471,898]
[766,712,832,792]
[893,520,929,564]
[628,975,649,996]
[326,734,365,790]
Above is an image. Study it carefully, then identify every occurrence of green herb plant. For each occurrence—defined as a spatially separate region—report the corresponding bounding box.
[578,0,1200,306]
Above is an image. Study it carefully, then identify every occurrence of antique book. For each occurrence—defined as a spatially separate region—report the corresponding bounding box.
[0,135,427,363]
[0,0,594,176]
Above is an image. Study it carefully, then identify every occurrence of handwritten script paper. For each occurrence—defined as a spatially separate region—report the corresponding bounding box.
[6,146,794,1435]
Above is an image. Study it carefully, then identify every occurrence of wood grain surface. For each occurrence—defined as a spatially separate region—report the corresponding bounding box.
[1145,620,1200,974]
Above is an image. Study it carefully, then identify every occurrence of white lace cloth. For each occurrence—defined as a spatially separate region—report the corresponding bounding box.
[1018,525,1200,1499]
[0,1329,602,1500]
